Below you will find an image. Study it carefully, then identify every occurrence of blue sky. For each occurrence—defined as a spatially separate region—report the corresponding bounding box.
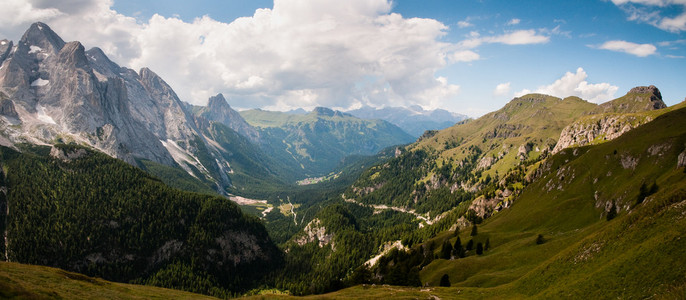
[1,0,685,116]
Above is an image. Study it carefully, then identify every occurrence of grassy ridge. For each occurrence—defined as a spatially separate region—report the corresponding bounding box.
[0,262,217,300]
[338,104,686,298]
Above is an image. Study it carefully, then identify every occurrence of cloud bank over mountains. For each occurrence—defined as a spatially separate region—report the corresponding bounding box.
[2,0,679,114]
[0,0,570,112]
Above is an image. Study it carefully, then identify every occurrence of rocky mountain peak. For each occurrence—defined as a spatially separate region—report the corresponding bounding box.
[629,85,662,99]
[57,41,90,70]
[628,85,665,109]
[85,47,121,75]
[196,93,261,143]
[594,85,666,114]
[312,107,335,116]
[208,93,230,110]
[19,22,66,55]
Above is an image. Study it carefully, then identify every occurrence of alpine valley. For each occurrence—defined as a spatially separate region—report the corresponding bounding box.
[2,22,686,300]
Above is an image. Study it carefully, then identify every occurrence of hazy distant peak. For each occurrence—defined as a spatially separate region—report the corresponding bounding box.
[346,105,468,137]
[208,93,230,109]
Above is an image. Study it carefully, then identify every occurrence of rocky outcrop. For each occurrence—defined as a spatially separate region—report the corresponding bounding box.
[194,93,260,143]
[477,155,496,170]
[553,114,652,154]
[49,146,88,161]
[467,189,513,219]
[294,218,334,248]
[593,85,666,114]
[0,96,18,119]
[678,150,686,168]
[518,143,532,160]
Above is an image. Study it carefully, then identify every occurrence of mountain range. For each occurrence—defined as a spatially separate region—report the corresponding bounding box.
[347,105,468,137]
[0,23,413,194]
[1,22,686,299]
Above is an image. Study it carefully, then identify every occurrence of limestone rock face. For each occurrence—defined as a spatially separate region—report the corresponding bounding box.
[295,218,334,248]
[0,23,178,165]
[0,93,18,118]
[196,93,260,143]
[553,114,652,154]
[553,86,666,154]
[0,23,252,190]
[678,150,686,168]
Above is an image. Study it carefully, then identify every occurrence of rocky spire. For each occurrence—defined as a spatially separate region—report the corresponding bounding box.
[19,22,66,55]
[198,93,260,143]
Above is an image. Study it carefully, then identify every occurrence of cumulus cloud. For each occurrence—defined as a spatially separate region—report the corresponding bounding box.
[515,68,619,103]
[612,0,686,32]
[0,0,560,112]
[457,20,473,28]
[450,50,480,63]
[0,0,465,110]
[493,82,511,96]
[0,0,63,28]
[507,18,521,25]
[459,29,550,48]
[597,40,657,57]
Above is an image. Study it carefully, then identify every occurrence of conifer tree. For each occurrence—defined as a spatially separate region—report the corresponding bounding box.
[441,240,453,259]
[439,274,450,287]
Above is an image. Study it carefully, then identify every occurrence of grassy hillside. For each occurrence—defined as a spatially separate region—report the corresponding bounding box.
[240,107,415,178]
[344,94,596,218]
[320,104,686,298]
[0,262,217,300]
[346,89,672,221]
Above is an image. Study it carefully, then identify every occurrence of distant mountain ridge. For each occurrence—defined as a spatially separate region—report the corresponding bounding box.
[240,107,415,177]
[347,105,468,137]
[0,22,415,194]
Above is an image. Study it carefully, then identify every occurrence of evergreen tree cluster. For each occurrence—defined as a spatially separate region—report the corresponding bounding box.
[0,145,281,297]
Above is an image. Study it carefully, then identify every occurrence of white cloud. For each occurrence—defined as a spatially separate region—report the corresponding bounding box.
[597,40,657,57]
[493,82,511,96]
[487,29,550,45]
[457,20,473,28]
[612,0,686,32]
[459,29,550,49]
[460,29,550,48]
[450,50,480,63]
[515,68,619,103]
[0,0,63,28]
[0,0,464,111]
[507,18,520,25]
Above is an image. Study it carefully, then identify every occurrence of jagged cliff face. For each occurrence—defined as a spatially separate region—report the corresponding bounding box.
[0,23,173,165]
[193,93,260,143]
[553,86,668,154]
[0,23,255,191]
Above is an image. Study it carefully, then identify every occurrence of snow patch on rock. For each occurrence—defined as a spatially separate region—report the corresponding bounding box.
[35,104,56,124]
[30,78,49,87]
[28,45,42,54]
